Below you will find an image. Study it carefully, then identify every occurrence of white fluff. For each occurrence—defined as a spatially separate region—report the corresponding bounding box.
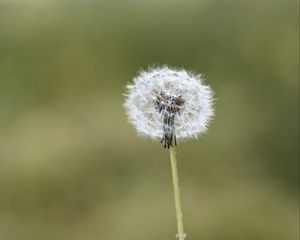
[124,66,214,140]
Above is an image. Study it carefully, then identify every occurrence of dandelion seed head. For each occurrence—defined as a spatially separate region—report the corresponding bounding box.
[124,66,214,143]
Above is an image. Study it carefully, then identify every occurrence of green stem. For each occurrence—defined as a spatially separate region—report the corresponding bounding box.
[170,147,185,240]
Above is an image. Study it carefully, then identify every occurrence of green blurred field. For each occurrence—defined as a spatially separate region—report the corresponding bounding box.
[0,1,298,240]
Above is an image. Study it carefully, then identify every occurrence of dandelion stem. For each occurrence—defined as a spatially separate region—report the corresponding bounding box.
[169,147,185,240]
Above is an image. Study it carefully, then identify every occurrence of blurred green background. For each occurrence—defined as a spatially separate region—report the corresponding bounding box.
[0,0,298,240]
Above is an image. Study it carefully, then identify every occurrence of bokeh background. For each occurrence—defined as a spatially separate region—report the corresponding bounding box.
[0,0,298,239]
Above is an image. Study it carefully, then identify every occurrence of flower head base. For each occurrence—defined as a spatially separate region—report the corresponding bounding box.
[124,66,214,147]
[155,92,185,148]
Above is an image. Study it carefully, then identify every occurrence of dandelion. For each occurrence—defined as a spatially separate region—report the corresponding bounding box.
[124,66,214,240]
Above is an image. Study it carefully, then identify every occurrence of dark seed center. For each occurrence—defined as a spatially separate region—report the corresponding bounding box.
[155,92,185,114]
[155,92,185,148]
